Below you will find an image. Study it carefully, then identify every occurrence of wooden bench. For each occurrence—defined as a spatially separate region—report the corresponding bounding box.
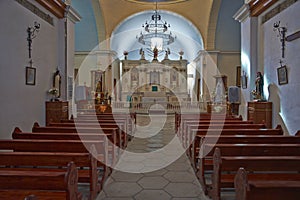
[47,122,128,148]
[0,139,109,192]
[234,167,300,200]
[181,123,268,150]
[182,122,266,138]
[12,127,118,167]
[32,122,126,149]
[175,113,243,131]
[185,126,283,149]
[59,119,130,138]
[211,147,300,200]
[181,125,283,153]
[197,143,300,195]
[179,118,252,134]
[0,161,81,200]
[191,134,300,169]
[75,113,136,135]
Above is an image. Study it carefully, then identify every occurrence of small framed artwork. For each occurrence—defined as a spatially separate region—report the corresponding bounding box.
[26,67,36,85]
[241,74,247,89]
[277,65,288,85]
[236,66,241,87]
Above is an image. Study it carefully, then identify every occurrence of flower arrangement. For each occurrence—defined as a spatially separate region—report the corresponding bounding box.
[48,88,58,95]
[48,88,59,101]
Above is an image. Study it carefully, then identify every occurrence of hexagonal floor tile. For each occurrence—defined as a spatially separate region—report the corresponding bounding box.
[143,168,168,176]
[164,183,202,198]
[103,182,142,197]
[135,190,171,200]
[114,160,145,172]
[137,176,169,189]
[111,170,143,182]
[165,162,192,171]
[163,171,196,182]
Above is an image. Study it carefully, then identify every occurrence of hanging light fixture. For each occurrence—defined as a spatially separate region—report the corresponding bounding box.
[136,1,176,52]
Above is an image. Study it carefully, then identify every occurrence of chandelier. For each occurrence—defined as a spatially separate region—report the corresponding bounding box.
[136,1,176,51]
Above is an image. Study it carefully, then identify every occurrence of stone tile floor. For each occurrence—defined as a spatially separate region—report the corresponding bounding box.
[96,114,211,200]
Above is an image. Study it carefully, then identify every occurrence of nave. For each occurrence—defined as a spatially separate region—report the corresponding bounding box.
[97,114,211,200]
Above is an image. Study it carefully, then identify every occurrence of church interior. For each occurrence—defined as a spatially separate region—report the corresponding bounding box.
[1,0,300,199]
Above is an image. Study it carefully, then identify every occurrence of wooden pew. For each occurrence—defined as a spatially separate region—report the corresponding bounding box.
[197,143,300,196]
[12,128,118,167]
[75,113,136,135]
[47,122,127,148]
[211,147,300,200]
[0,139,110,195]
[182,125,283,152]
[181,121,266,138]
[234,167,300,200]
[0,161,81,200]
[175,113,243,131]
[24,195,37,200]
[191,134,300,169]
[181,123,267,150]
[62,116,134,138]
[32,122,127,149]
[184,126,283,149]
[178,118,251,134]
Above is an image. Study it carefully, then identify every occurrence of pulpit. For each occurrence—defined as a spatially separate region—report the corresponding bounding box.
[46,101,68,125]
[247,101,272,128]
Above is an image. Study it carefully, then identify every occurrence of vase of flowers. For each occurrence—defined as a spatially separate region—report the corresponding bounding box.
[48,88,59,101]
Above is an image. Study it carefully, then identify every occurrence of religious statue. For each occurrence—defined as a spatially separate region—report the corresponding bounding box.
[153,46,158,60]
[96,81,102,93]
[255,71,264,99]
[53,69,61,98]
[164,48,170,60]
[139,48,145,60]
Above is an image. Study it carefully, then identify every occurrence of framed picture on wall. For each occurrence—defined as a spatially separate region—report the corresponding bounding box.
[241,74,247,89]
[277,65,288,85]
[26,67,36,85]
[236,66,241,87]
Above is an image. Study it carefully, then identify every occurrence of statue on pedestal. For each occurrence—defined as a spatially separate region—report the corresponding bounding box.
[153,46,158,60]
[254,71,264,100]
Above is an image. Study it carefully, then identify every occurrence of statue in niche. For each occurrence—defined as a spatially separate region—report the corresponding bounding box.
[171,69,177,82]
[131,68,138,82]
[255,71,264,100]
[164,48,170,60]
[214,78,225,104]
[53,69,61,98]
[96,81,102,93]
[153,46,158,60]
[139,48,145,60]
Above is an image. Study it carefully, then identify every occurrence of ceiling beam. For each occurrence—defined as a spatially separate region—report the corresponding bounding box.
[35,0,67,18]
[248,0,278,16]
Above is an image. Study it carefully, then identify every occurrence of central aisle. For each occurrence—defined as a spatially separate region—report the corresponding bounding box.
[97,114,209,200]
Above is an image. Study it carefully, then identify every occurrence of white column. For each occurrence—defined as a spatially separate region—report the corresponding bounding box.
[234,4,258,119]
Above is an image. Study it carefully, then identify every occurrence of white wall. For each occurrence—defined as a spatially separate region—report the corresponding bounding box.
[239,16,258,120]
[217,52,241,87]
[261,1,300,135]
[0,0,62,138]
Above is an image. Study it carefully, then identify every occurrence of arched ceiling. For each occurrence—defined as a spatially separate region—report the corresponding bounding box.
[98,0,215,49]
[110,10,203,61]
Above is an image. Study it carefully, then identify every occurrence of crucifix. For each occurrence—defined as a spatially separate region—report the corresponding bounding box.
[274,21,300,58]
[27,22,40,59]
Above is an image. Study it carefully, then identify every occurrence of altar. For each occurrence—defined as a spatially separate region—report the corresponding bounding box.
[121,50,190,113]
